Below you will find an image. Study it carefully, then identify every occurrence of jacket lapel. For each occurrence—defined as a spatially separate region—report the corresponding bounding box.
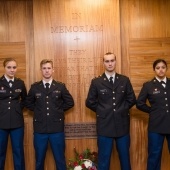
[112,73,121,90]
[0,76,10,88]
[39,80,58,94]
[152,78,166,90]
[12,78,20,89]
[48,80,58,93]
[101,73,113,89]
[38,81,47,94]
[166,78,170,89]
[100,73,121,90]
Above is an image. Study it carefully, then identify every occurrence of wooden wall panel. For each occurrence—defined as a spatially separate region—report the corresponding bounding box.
[129,38,170,95]
[129,0,170,39]
[130,112,148,170]
[0,42,26,81]
[0,1,26,41]
[120,0,170,169]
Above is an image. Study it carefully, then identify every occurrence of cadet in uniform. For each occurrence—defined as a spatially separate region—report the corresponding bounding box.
[137,59,170,170]
[0,58,27,170]
[86,52,136,170]
[26,59,74,170]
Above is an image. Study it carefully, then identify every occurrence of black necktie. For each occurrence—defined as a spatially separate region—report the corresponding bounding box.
[9,80,13,88]
[45,83,50,92]
[161,81,166,88]
[109,77,114,85]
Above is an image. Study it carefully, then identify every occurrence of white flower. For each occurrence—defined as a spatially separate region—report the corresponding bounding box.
[74,165,82,170]
[84,159,92,168]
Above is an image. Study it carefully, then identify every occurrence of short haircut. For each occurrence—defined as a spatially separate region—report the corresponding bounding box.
[103,52,116,61]
[3,58,17,67]
[153,59,167,70]
[40,59,53,68]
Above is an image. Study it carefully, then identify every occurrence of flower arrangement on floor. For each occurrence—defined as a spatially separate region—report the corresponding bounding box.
[67,147,98,170]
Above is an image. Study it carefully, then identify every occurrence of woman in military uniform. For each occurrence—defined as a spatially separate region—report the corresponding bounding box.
[0,58,27,170]
[137,59,170,170]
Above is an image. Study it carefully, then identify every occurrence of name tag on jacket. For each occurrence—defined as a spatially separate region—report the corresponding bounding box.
[153,88,160,94]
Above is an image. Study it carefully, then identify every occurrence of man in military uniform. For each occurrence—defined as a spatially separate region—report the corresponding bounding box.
[86,52,136,170]
[26,59,74,170]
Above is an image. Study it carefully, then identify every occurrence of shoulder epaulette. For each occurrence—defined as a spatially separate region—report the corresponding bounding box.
[142,80,151,85]
[56,81,64,85]
[32,81,40,85]
[15,77,21,80]
[93,75,102,80]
